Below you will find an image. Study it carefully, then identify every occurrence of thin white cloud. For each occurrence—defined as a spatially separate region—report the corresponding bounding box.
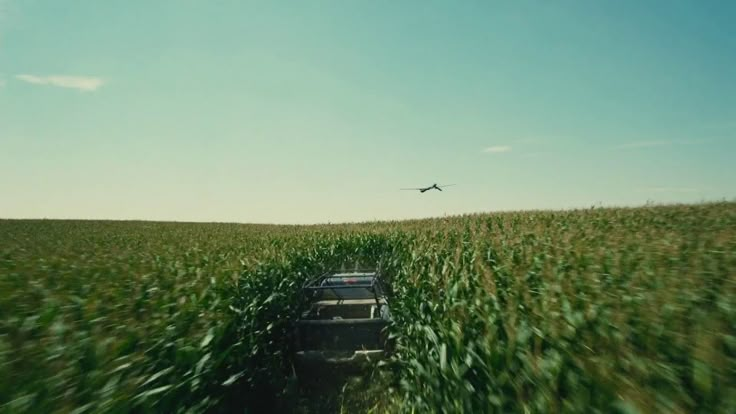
[15,74,104,91]
[0,79,5,88]
[482,145,512,154]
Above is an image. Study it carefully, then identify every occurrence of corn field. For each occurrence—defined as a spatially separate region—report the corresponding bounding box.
[1,202,735,413]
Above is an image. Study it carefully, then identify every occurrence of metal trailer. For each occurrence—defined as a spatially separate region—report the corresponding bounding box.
[293,269,392,375]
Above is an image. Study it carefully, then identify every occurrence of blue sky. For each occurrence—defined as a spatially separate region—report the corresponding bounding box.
[1,1,734,224]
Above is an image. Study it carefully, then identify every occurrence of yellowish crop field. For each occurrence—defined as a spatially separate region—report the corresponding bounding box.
[1,202,734,413]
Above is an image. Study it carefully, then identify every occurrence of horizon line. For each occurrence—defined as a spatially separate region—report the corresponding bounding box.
[1,199,733,227]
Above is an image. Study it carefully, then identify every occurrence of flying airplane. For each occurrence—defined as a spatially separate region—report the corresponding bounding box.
[400,183,456,193]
